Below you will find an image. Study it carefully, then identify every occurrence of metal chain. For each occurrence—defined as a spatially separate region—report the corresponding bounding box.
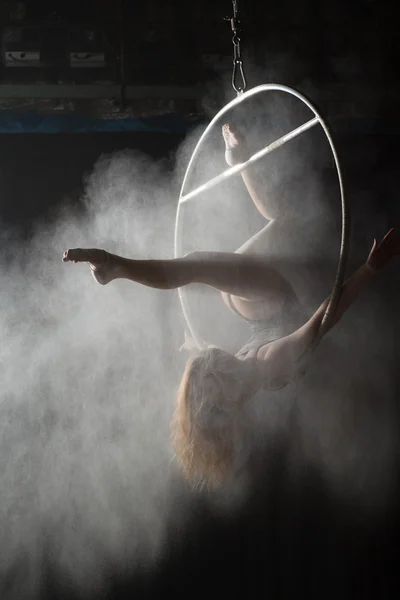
[225,0,247,95]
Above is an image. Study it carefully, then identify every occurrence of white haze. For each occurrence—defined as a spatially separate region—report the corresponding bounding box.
[0,82,398,598]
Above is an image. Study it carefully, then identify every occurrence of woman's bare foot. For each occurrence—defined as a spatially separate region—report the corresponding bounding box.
[63,248,119,285]
[222,123,249,167]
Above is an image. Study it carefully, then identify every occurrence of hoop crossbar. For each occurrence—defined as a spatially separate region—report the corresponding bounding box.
[180,116,319,204]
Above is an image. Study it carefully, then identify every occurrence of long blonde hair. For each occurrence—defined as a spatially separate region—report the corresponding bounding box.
[171,348,247,486]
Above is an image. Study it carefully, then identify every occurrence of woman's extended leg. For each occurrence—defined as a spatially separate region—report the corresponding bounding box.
[63,249,295,321]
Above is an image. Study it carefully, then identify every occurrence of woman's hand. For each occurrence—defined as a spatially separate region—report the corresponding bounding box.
[367,228,400,271]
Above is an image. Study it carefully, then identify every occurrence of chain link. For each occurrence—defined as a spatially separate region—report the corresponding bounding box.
[225,0,246,95]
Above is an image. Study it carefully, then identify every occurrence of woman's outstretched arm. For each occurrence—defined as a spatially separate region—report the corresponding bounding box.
[298,228,399,341]
[261,229,399,383]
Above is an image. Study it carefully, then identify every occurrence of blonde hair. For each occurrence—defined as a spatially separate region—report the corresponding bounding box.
[171,348,246,486]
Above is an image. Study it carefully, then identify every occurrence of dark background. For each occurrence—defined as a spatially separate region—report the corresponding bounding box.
[0,1,399,599]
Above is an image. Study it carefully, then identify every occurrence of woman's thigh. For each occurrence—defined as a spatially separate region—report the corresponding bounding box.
[221,289,289,321]
[221,218,300,320]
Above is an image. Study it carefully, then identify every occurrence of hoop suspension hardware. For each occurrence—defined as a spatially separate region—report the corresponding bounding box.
[224,0,247,95]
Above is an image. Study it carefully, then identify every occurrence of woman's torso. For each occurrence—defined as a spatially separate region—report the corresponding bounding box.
[232,292,308,361]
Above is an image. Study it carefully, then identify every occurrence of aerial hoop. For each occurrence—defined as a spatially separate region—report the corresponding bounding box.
[174,83,350,353]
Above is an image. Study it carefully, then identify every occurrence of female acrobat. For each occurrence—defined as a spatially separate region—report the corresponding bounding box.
[63,124,399,485]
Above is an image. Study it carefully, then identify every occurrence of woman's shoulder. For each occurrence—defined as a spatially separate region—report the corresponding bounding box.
[256,338,298,390]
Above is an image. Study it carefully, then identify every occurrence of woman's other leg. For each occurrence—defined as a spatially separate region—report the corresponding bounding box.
[221,123,298,318]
